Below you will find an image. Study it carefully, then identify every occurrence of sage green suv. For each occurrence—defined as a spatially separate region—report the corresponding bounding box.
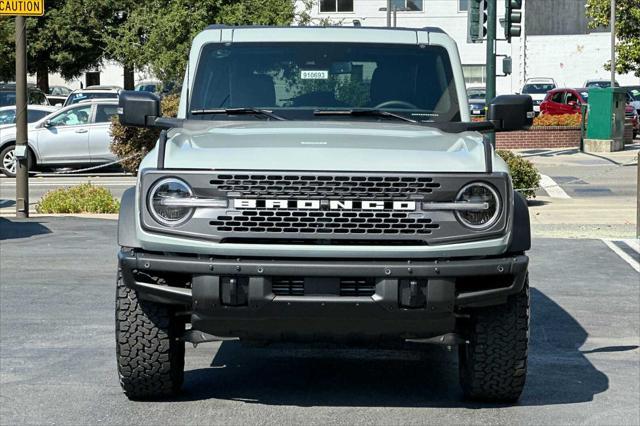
[115,25,534,402]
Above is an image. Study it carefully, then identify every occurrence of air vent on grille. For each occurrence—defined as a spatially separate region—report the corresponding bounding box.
[272,278,304,296]
[210,174,440,199]
[271,277,375,297]
[210,211,439,235]
[340,278,375,297]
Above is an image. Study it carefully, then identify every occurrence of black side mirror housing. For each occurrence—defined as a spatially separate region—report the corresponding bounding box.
[118,90,160,127]
[487,95,534,132]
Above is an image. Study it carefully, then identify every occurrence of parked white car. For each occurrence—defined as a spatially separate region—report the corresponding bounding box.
[0,100,118,177]
[521,77,556,113]
[63,87,120,107]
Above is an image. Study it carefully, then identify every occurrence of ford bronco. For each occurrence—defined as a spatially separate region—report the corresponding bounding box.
[115,25,533,402]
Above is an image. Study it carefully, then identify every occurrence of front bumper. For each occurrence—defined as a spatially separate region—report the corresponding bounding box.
[119,249,528,341]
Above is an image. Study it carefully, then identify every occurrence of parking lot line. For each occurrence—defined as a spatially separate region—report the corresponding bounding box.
[602,239,640,273]
[540,174,571,199]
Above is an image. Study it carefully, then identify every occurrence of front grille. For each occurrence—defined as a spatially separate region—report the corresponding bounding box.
[210,210,439,235]
[271,277,375,297]
[271,278,304,296]
[340,278,375,297]
[210,174,440,199]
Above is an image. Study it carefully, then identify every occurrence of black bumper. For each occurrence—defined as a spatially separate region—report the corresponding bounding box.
[118,250,528,341]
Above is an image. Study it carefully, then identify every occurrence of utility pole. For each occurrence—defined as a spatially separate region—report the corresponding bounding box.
[386,0,391,27]
[610,0,616,86]
[15,16,29,218]
[2,0,45,218]
[485,0,497,146]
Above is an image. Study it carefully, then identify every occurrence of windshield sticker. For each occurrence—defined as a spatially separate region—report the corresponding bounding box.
[301,70,329,80]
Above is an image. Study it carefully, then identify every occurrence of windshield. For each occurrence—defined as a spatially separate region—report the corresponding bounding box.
[522,84,554,94]
[65,92,117,106]
[467,90,485,100]
[190,43,460,122]
[0,91,16,107]
[135,84,159,93]
[578,91,589,103]
[585,81,618,88]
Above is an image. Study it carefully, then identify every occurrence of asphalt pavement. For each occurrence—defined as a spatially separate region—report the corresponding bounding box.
[1,217,638,425]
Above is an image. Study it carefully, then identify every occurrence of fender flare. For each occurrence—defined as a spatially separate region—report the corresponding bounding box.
[118,187,141,248]
[507,191,531,253]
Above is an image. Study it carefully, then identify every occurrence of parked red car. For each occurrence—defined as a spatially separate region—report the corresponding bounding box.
[539,88,589,116]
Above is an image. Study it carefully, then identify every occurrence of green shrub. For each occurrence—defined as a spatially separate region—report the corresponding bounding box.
[110,94,180,174]
[36,184,120,214]
[497,150,541,199]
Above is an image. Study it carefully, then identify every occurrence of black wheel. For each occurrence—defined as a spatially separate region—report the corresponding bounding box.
[115,269,185,400]
[0,144,34,177]
[459,277,530,402]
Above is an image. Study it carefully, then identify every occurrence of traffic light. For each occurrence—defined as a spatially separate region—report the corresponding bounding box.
[467,0,488,44]
[505,0,522,42]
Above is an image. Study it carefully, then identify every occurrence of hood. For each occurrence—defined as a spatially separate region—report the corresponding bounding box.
[528,93,547,101]
[0,122,38,139]
[142,121,499,173]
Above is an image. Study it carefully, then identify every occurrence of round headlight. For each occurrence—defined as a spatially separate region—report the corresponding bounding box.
[148,178,193,226]
[455,182,501,230]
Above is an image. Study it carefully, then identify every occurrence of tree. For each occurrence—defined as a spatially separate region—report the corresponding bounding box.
[586,0,640,77]
[0,0,121,91]
[104,0,296,84]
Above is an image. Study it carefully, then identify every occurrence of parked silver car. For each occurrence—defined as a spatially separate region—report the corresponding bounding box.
[0,100,118,177]
[0,105,58,127]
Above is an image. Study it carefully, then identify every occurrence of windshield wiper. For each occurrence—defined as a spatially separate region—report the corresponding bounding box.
[190,107,286,121]
[314,108,417,123]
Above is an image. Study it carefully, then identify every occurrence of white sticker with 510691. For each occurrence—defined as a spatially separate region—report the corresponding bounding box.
[301,70,329,80]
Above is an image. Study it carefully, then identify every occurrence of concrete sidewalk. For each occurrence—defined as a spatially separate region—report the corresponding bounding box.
[515,143,640,167]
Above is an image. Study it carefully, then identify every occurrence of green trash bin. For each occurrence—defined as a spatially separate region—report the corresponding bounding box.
[584,87,626,152]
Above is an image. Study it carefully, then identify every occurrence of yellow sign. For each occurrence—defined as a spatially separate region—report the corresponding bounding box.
[0,0,44,16]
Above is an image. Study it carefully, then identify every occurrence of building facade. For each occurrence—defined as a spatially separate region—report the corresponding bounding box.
[297,0,639,94]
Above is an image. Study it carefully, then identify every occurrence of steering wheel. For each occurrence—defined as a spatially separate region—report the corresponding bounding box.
[373,100,418,110]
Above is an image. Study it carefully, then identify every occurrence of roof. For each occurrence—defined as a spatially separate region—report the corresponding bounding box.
[70,88,120,94]
[205,24,446,34]
[0,105,57,111]
[74,98,119,104]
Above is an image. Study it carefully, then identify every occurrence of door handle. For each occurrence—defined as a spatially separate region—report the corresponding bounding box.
[75,129,88,134]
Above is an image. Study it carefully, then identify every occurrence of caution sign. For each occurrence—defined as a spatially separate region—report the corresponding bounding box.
[0,0,45,16]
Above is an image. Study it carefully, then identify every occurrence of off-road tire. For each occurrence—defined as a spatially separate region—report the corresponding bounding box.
[459,277,529,402]
[115,270,185,400]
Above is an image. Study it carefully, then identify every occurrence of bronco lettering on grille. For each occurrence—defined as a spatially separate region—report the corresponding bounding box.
[233,199,417,211]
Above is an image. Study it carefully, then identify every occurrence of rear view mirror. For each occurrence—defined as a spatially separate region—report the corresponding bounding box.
[487,95,534,132]
[43,119,52,128]
[118,90,160,127]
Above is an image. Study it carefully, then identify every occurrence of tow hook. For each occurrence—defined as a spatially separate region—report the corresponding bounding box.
[405,333,469,347]
[182,330,238,347]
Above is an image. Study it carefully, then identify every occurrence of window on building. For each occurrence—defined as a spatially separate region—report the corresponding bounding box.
[390,0,423,11]
[320,0,354,12]
[458,0,469,12]
[462,64,486,86]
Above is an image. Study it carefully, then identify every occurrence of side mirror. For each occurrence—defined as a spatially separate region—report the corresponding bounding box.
[487,95,534,132]
[43,119,52,128]
[118,90,160,127]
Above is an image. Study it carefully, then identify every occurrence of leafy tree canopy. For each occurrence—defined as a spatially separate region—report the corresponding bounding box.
[586,0,640,77]
[105,0,296,83]
[0,0,121,85]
